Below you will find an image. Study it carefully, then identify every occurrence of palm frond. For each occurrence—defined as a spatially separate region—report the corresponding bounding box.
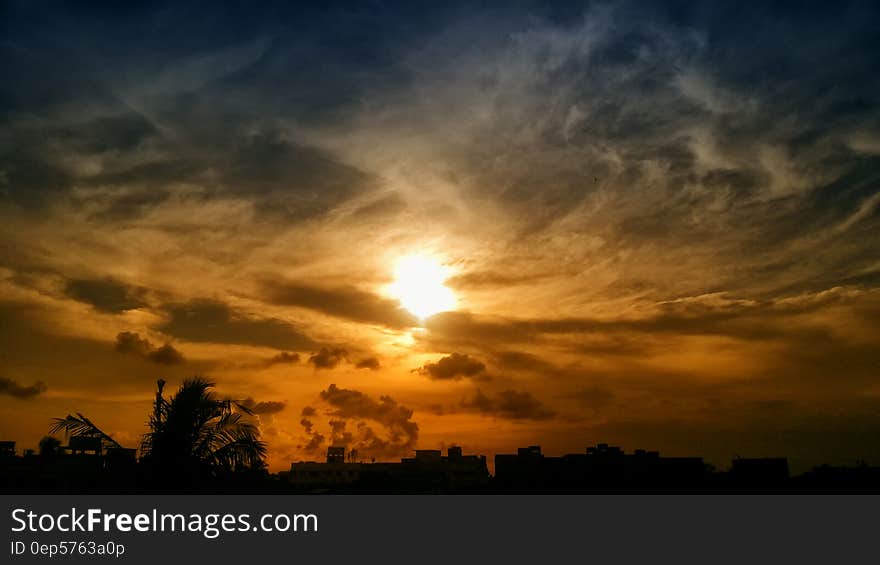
[49,413,122,448]
[230,400,255,415]
[209,425,267,471]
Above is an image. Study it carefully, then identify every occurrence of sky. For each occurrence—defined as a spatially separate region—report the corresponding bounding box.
[1,0,879,473]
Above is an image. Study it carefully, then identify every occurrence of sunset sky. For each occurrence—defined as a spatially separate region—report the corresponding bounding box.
[1,1,879,472]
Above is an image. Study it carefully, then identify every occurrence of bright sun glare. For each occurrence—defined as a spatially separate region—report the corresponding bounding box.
[388,254,457,321]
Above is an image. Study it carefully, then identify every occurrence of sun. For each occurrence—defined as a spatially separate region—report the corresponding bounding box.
[388,254,457,321]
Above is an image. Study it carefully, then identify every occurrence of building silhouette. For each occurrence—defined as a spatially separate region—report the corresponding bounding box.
[0,441,16,459]
[728,457,789,488]
[3,436,880,493]
[287,445,490,492]
[0,435,137,492]
[495,443,709,491]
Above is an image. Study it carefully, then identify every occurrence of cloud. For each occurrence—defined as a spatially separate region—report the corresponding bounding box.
[328,419,353,446]
[114,332,184,365]
[65,278,148,313]
[114,331,153,356]
[267,351,301,365]
[0,376,47,399]
[421,290,862,350]
[447,270,548,290]
[241,398,287,415]
[297,406,325,453]
[210,132,380,222]
[147,343,185,365]
[158,299,316,350]
[461,388,556,421]
[300,417,315,434]
[355,357,381,370]
[316,384,419,456]
[308,347,348,369]
[416,352,486,380]
[493,351,559,374]
[263,281,418,328]
[301,427,325,453]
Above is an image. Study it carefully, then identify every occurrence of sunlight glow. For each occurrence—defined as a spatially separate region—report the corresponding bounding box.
[388,254,457,321]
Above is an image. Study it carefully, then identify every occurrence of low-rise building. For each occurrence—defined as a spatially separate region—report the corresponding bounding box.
[495,443,708,490]
[289,445,489,492]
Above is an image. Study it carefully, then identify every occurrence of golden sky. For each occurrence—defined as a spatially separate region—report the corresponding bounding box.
[1,2,879,472]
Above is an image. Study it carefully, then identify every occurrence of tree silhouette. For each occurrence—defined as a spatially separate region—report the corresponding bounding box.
[38,436,62,457]
[49,377,266,488]
[140,377,266,483]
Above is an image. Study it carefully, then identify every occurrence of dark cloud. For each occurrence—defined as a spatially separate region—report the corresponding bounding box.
[317,384,419,456]
[65,278,148,313]
[0,140,71,208]
[1,87,377,221]
[267,351,301,365]
[114,331,153,357]
[263,281,418,328]
[328,419,353,447]
[447,270,549,290]
[53,113,158,154]
[493,351,559,374]
[0,103,173,213]
[355,357,381,370]
[298,407,325,453]
[114,332,184,365]
[222,133,377,221]
[300,418,315,434]
[301,427,325,453]
[241,398,286,415]
[0,376,47,400]
[308,348,348,370]
[461,388,556,421]
[158,299,316,350]
[88,185,172,222]
[147,343,185,365]
[416,352,487,380]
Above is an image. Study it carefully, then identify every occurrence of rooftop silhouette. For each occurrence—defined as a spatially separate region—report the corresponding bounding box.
[4,436,880,493]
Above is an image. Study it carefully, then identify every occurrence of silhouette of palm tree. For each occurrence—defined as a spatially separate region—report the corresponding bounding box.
[140,377,266,480]
[50,377,266,487]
